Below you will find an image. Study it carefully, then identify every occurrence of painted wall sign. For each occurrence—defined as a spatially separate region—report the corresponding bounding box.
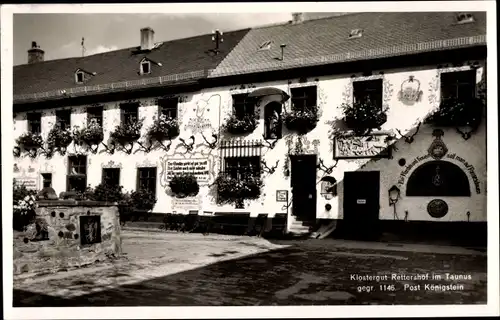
[445,153,481,194]
[398,75,423,106]
[334,133,391,159]
[172,196,201,211]
[164,158,211,183]
[276,190,288,202]
[397,154,432,186]
[14,165,39,190]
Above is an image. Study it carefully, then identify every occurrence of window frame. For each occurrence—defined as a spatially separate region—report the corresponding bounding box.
[87,106,103,127]
[120,103,139,125]
[75,71,85,84]
[56,109,72,131]
[141,61,151,75]
[137,167,157,196]
[27,112,42,134]
[224,156,261,180]
[67,155,87,192]
[232,93,255,120]
[102,168,121,187]
[440,70,477,101]
[352,79,383,109]
[41,173,52,188]
[290,86,318,112]
[158,97,178,119]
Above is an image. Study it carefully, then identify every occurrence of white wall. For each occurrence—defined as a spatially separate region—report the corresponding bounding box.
[13,61,487,223]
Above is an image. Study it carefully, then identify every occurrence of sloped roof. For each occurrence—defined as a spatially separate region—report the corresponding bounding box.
[14,28,250,101]
[210,12,487,77]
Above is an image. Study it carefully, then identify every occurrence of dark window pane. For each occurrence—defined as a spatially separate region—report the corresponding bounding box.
[224,156,261,179]
[121,103,139,125]
[56,110,71,130]
[353,79,383,108]
[291,86,317,111]
[42,173,52,188]
[232,93,254,120]
[67,155,87,192]
[27,113,42,134]
[440,70,476,101]
[159,98,178,119]
[137,167,157,195]
[87,106,103,126]
[102,168,120,187]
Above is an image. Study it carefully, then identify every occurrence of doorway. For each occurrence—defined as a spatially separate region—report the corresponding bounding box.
[290,155,317,221]
[343,171,380,238]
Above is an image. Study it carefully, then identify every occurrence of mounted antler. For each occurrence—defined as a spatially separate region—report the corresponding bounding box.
[201,133,218,149]
[136,139,153,153]
[261,160,279,174]
[317,158,338,175]
[262,134,279,149]
[395,122,421,144]
[158,139,173,152]
[101,140,116,155]
[179,135,195,152]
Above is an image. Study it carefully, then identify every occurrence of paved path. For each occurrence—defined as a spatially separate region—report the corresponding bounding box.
[13,231,487,306]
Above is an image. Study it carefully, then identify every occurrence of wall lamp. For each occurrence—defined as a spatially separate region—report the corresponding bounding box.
[388,185,401,220]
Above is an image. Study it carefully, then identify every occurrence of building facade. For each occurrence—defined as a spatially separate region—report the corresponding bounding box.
[13,12,488,238]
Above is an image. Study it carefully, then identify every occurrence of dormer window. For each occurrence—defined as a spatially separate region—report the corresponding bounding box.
[140,60,151,75]
[348,29,363,39]
[456,13,475,24]
[258,40,272,51]
[75,71,85,84]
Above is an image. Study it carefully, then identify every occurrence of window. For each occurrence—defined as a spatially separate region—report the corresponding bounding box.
[232,93,255,120]
[87,106,103,127]
[264,102,282,139]
[56,109,71,131]
[102,168,120,187]
[137,167,157,196]
[258,40,272,51]
[141,61,151,75]
[120,103,139,125]
[159,97,178,119]
[67,155,87,192]
[353,79,383,108]
[224,156,261,180]
[456,13,474,24]
[291,86,317,111]
[75,71,85,84]
[348,29,363,39]
[440,70,476,101]
[27,112,42,134]
[41,173,52,188]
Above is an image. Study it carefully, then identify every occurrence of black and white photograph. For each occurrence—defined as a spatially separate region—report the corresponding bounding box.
[1,2,498,319]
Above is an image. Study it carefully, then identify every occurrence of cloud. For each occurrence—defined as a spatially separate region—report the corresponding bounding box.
[86,45,118,56]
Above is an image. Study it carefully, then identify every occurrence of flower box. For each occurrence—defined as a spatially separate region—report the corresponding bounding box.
[169,174,200,198]
[283,106,319,134]
[222,114,257,135]
[341,101,388,134]
[47,124,73,155]
[425,97,484,127]
[16,132,44,150]
[110,119,143,145]
[73,119,104,147]
[214,172,263,206]
[146,115,180,142]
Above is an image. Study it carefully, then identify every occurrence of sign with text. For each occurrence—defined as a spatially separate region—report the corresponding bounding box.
[334,133,391,159]
[165,158,210,183]
[14,164,39,190]
[172,196,202,211]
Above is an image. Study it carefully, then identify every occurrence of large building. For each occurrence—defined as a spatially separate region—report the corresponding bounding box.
[13,12,487,239]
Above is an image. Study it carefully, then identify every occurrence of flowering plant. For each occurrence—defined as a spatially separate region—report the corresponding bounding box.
[72,118,104,152]
[169,173,200,198]
[13,181,38,231]
[110,118,144,153]
[146,114,180,143]
[425,97,484,127]
[46,124,73,156]
[214,171,263,206]
[222,114,257,135]
[341,101,388,135]
[283,106,319,134]
[16,132,44,157]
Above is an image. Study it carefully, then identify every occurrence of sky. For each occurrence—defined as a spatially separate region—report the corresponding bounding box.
[13,13,343,66]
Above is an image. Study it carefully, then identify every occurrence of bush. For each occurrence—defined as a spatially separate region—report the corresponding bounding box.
[214,172,263,206]
[13,180,38,231]
[425,97,484,127]
[169,174,200,198]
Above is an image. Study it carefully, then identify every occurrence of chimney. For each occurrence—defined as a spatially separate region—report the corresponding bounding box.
[140,27,155,51]
[28,41,45,64]
[291,13,304,24]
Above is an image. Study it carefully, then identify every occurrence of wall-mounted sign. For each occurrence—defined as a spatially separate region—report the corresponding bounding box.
[164,158,211,183]
[356,199,367,204]
[276,190,288,202]
[334,133,391,159]
[398,75,423,106]
[14,164,39,190]
[172,196,202,211]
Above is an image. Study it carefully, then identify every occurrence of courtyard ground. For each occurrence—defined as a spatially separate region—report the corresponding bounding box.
[13,230,487,306]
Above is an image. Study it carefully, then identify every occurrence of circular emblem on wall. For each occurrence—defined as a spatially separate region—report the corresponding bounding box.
[427,199,449,218]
